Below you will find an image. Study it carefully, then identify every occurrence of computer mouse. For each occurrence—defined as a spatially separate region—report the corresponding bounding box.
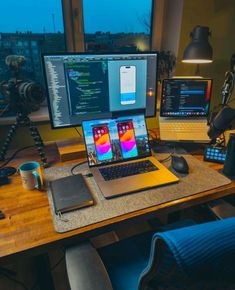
[171,155,189,174]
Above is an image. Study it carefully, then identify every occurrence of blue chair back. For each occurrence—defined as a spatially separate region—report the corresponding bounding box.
[139,217,235,289]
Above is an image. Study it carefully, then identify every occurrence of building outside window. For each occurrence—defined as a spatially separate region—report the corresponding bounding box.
[0,0,66,116]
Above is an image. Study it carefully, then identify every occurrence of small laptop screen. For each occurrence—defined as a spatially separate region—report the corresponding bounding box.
[160,79,212,117]
[82,114,151,167]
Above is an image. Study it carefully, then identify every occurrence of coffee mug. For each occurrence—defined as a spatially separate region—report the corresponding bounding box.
[18,161,43,190]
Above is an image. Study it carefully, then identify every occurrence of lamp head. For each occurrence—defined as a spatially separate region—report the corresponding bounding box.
[182,26,213,63]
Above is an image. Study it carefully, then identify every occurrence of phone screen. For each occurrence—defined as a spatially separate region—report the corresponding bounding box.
[120,66,136,105]
[92,125,113,161]
[117,121,138,159]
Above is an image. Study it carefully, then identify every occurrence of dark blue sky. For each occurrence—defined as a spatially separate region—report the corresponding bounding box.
[0,0,152,33]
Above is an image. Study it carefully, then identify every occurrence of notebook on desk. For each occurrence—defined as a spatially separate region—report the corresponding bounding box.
[49,174,94,214]
[159,78,212,142]
[82,114,179,198]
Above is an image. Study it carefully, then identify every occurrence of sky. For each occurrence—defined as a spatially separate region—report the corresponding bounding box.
[0,0,152,34]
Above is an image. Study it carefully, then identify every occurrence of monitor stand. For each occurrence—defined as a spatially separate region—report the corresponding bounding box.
[56,137,86,162]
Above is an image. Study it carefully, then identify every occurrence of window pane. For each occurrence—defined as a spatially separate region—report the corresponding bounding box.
[0,0,65,116]
[0,0,65,83]
[83,0,153,52]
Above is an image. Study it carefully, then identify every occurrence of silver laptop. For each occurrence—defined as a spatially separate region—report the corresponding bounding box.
[159,78,212,142]
[82,114,179,198]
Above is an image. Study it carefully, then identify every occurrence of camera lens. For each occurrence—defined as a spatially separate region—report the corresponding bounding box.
[18,81,45,104]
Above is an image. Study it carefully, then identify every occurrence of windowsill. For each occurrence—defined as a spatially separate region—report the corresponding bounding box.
[0,106,50,125]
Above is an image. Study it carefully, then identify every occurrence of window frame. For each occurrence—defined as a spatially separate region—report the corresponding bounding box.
[63,0,162,52]
[62,0,85,52]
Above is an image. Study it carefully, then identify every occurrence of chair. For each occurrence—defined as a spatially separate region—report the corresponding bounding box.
[65,201,235,290]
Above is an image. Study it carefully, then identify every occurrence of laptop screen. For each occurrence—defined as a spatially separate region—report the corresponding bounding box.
[82,114,151,167]
[160,79,212,117]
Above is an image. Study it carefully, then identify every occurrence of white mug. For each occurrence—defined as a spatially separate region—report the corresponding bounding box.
[18,161,43,190]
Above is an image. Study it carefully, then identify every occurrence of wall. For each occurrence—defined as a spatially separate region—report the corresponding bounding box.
[175,0,235,110]
[0,122,84,149]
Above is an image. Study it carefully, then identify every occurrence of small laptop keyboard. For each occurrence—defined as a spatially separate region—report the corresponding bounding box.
[160,122,209,132]
[159,121,210,141]
[99,160,158,181]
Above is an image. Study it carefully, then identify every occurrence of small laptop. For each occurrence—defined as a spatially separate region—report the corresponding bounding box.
[82,114,179,198]
[159,78,213,142]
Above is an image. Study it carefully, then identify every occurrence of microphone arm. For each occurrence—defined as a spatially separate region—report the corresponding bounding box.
[208,53,235,140]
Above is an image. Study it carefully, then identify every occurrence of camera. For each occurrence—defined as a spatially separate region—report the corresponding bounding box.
[0,55,47,167]
[0,55,45,115]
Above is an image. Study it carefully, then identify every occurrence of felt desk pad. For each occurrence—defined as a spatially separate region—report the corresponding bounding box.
[45,152,231,233]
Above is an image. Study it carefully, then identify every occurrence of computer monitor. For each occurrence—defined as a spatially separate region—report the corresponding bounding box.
[42,52,158,129]
[160,78,212,117]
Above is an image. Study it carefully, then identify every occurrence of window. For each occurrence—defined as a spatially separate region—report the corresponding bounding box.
[0,0,163,118]
[0,0,65,84]
[82,0,153,52]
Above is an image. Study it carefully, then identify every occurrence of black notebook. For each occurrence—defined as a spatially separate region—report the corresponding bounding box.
[49,174,94,214]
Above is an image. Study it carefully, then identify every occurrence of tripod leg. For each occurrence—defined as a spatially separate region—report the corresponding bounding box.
[0,122,18,161]
[29,122,48,168]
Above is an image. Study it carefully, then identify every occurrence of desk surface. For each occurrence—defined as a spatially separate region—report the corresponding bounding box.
[0,143,235,261]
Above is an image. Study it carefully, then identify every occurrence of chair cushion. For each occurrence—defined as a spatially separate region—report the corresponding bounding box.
[98,220,196,290]
[98,231,154,290]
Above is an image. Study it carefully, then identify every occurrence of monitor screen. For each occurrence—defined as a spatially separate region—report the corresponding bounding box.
[42,52,158,129]
[160,79,212,117]
[82,114,151,167]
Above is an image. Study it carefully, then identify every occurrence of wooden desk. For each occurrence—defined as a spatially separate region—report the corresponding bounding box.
[1,143,235,263]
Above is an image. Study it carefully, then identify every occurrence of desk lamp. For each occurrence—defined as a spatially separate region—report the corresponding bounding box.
[182,26,213,74]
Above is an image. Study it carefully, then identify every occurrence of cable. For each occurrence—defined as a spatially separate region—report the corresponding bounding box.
[30,282,40,290]
[0,271,30,290]
[159,154,172,163]
[0,104,10,117]
[70,160,87,175]
[222,133,226,147]
[228,96,235,104]
[74,127,82,137]
[0,145,34,169]
[50,255,65,271]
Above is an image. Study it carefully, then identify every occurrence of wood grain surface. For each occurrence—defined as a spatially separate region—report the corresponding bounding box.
[0,143,235,262]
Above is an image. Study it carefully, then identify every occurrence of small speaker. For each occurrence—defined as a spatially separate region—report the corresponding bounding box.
[223,133,235,178]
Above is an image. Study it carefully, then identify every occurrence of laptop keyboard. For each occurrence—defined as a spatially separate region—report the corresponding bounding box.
[160,122,209,132]
[99,160,158,181]
[159,121,210,141]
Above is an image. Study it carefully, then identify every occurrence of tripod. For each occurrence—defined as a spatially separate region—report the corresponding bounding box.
[0,113,48,168]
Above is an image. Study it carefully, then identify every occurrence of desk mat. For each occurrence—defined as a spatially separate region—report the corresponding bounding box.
[45,153,231,233]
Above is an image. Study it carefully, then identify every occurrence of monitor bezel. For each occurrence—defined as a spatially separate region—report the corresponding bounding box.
[41,51,159,129]
[81,113,152,168]
[160,78,213,118]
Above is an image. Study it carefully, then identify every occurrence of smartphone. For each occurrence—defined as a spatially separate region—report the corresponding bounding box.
[120,66,136,105]
[92,125,113,162]
[117,121,138,159]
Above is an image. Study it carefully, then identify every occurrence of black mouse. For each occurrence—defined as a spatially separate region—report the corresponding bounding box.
[171,155,189,174]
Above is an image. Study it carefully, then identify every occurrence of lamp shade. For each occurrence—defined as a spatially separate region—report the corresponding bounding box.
[182,26,213,63]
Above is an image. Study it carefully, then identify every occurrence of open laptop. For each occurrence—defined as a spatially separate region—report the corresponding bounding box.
[82,114,179,198]
[159,78,213,142]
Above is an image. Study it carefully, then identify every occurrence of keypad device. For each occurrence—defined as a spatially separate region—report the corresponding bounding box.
[204,146,227,164]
